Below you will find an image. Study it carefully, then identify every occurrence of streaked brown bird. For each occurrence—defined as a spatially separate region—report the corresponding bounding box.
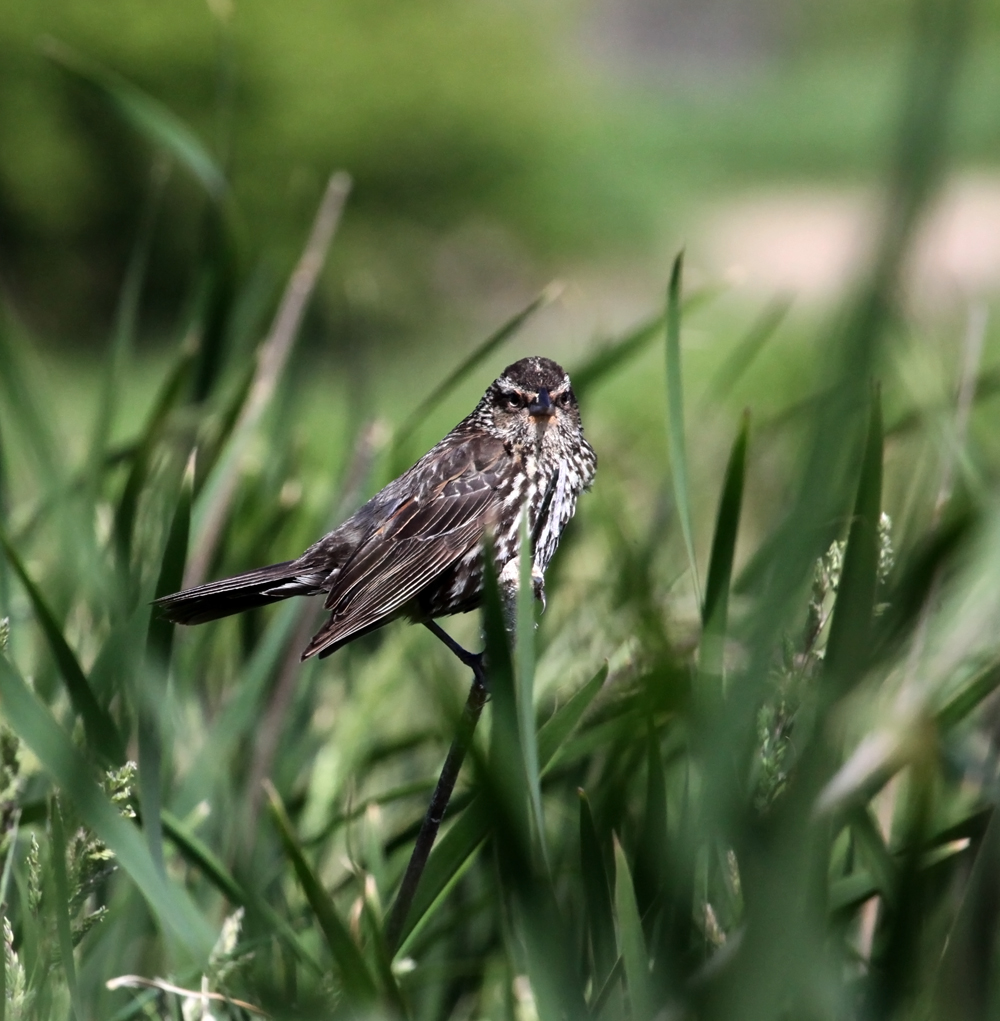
[155,356,597,659]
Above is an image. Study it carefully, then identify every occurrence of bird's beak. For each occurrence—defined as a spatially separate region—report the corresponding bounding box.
[528,388,554,419]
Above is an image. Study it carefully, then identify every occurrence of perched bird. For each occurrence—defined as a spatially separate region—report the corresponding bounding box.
[155,356,597,660]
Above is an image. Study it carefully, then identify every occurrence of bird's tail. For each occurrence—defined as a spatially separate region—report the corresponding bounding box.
[153,561,321,625]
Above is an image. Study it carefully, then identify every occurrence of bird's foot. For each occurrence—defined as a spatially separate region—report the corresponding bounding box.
[424,620,488,689]
[532,564,546,612]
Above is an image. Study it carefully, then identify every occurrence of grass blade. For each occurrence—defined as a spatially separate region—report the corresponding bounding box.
[0,312,60,484]
[393,286,558,457]
[704,297,791,403]
[139,458,193,871]
[113,339,196,571]
[699,414,749,697]
[936,659,1000,730]
[572,315,663,398]
[264,780,378,1003]
[824,388,883,696]
[397,658,631,922]
[538,664,608,773]
[147,456,193,665]
[49,798,81,1020]
[517,511,546,862]
[636,730,668,914]
[0,529,124,764]
[43,39,227,200]
[484,546,530,839]
[160,809,321,973]
[613,836,654,1021]
[579,791,616,987]
[702,414,749,632]
[393,798,490,954]
[665,252,700,607]
[88,158,169,511]
[573,289,720,398]
[0,655,215,961]
[850,806,898,902]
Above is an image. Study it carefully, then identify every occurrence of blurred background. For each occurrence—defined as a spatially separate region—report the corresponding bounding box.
[4,0,1000,362]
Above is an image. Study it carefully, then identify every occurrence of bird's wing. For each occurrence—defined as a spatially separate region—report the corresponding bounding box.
[301,437,506,659]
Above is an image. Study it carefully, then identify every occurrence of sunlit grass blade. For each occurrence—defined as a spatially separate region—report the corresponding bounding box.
[264,780,378,1003]
[0,655,215,960]
[482,555,587,1019]
[613,836,654,1021]
[664,252,700,607]
[824,387,883,696]
[0,529,125,764]
[579,791,616,987]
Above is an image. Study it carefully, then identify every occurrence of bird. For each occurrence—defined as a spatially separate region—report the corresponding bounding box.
[155,356,597,661]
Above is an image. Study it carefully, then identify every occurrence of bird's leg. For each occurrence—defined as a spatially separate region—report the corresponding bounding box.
[422,619,488,686]
[385,621,489,953]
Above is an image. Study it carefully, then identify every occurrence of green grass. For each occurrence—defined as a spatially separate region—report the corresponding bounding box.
[4,0,1000,1017]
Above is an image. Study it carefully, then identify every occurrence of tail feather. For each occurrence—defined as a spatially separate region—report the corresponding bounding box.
[154,561,320,625]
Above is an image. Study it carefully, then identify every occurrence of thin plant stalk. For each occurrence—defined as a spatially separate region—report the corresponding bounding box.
[385,621,490,953]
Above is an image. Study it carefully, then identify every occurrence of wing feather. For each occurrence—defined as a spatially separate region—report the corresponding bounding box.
[301,438,505,659]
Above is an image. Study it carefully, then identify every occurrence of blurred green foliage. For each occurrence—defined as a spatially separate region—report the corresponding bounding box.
[0,0,618,341]
[4,0,1000,348]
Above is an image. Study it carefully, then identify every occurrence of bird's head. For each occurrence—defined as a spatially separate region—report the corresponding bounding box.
[482,356,582,452]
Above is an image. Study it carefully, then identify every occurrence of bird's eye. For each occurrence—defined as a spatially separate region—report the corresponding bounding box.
[558,391,572,407]
[505,393,524,410]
